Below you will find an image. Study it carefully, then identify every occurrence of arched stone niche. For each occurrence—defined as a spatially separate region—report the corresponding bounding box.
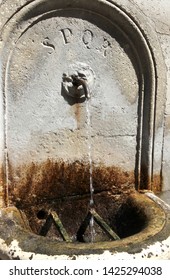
[0,0,166,207]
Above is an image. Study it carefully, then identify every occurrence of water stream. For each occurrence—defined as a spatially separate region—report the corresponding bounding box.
[86,98,95,242]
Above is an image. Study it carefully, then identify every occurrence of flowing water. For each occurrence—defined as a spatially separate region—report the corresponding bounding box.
[86,98,95,242]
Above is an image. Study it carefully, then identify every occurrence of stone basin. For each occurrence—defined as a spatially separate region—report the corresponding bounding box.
[0,190,170,260]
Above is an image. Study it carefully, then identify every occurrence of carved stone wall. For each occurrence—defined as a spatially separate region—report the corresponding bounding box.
[0,0,168,207]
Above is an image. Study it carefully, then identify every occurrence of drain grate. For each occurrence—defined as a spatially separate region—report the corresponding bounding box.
[39,211,72,242]
[77,209,120,242]
[39,209,120,242]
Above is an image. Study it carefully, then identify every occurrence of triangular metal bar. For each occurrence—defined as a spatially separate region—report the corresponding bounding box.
[77,209,120,241]
[39,215,53,236]
[39,211,72,242]
[76,211,92,242]
[50,211,72,242]
[90,209,120,240]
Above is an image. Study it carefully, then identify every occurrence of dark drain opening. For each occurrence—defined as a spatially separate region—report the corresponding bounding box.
[115,197,147,238]
[37,209,48,220]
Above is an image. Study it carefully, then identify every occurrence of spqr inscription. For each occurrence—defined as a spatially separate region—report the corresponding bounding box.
[42,27,111,56]
[42,37,55,54]
[60,28,73,44]
[82,29,93,49]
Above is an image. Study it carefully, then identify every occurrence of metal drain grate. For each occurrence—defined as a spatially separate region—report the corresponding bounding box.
[39,209,120,242]
[77,209,120,242]
[39,211,72,242]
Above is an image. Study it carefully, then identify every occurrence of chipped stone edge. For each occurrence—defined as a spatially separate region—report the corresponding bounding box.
[0,236,170,260]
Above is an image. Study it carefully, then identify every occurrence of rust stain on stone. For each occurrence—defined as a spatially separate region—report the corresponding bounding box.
[151,174,162,193]
[8,159,135,206]
[0,165,7,207]
[74,103,81,126]
[138,165,162,193]
[7,160,137,238]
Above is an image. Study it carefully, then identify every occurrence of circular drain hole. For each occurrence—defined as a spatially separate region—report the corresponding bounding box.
[37,209,48,220]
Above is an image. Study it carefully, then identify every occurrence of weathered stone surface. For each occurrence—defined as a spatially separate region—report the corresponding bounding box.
[0,0,170,259]
[0,0,167,199]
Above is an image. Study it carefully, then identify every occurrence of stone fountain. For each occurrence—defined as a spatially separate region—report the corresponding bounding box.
[0,0,170,260]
